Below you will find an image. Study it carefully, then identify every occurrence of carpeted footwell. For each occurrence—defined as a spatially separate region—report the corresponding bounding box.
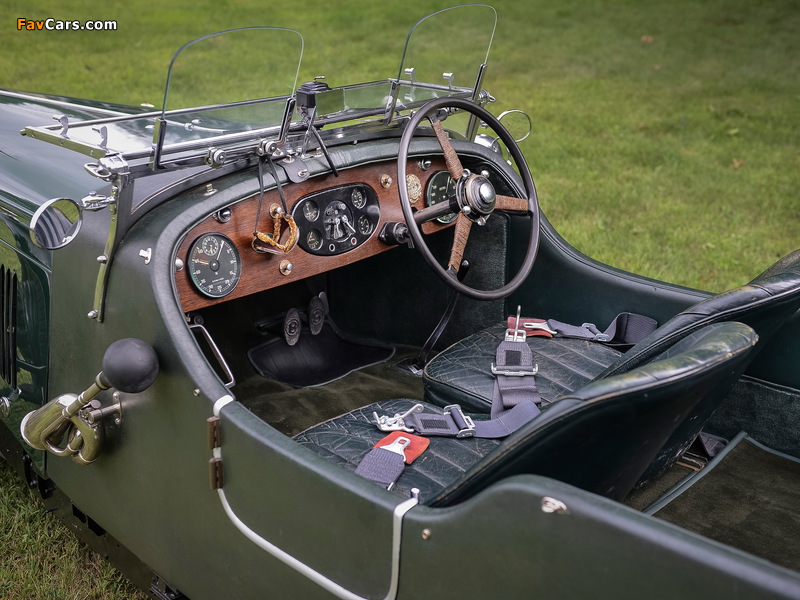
[652,434,800,572]
[235,346,425,437]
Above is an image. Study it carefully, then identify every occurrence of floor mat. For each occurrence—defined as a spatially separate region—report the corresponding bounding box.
[653,433,800,571]
[247,322,393,387]
[236,346,425,437]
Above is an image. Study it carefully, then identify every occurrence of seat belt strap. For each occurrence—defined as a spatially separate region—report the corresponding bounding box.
[372,308,542,440]
[354,436,410,489]
[507,312,657,346]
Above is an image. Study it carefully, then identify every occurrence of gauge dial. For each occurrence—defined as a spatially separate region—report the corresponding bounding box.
[303,200,320,222]
[357,215,373,236]
[426,170,458,223]
[406,174,422,204]
[188,233,241,298]
[351,188,366,209]
[306,229,323,251]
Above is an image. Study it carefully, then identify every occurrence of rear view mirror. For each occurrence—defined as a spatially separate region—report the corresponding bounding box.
[29,197,83,250]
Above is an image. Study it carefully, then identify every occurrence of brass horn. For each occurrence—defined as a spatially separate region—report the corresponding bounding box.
[21,338,158,466]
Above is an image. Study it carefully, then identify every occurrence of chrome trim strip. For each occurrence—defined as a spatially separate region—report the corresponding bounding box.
[212,395,417,600]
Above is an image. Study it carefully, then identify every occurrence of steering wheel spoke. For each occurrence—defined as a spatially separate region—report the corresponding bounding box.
[495,194,529,213]
[447,213,473,271]
[431,119,464,180]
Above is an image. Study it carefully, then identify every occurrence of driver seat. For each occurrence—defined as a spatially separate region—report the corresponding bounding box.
[424,249,800,411]
[423,249,800,483]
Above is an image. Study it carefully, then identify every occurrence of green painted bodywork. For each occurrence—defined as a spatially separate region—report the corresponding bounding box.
[0,84,799,599]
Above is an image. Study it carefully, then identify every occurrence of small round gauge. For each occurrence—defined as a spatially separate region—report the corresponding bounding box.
[188,233,241,298]
[426,170,458,224]
[303,200,320,222]
[406,174,422,204]
[357,215,373,236]
[351,188,366,209]
[306,229,323,251]
[201,235,220,257]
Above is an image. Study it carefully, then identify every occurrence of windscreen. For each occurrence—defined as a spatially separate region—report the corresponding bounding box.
[158,27,303,145]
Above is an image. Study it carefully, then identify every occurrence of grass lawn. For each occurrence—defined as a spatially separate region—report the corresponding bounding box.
[1,0,798,598]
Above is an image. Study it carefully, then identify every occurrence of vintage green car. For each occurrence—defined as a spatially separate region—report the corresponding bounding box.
[1,5,799,599]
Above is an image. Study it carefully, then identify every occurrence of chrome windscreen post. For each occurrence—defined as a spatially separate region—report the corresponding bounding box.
[149,116,167,170]
[465,63,489,141]
[383,79,401,125]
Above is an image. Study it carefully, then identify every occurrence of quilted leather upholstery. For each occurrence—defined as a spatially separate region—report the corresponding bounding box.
[423,325,623,411]
[295,322,757,504]
[294,398,503,502]
[424,249,800,413]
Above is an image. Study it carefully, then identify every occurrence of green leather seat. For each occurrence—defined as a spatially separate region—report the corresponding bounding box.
[296,322,757,504]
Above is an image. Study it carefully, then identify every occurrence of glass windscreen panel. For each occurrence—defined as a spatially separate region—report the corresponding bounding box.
[393,5,496,108]
[158,27,303,146]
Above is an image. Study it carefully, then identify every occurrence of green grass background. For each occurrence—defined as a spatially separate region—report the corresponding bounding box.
[0,0,798,597]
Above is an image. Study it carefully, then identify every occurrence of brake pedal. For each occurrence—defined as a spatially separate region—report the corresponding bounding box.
[284,308,302,346]
[308,293,329,336]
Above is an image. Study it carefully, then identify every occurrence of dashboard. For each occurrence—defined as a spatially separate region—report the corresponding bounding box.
[174,157,454,313]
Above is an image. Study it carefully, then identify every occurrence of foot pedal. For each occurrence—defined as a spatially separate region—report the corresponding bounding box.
[308,293,328,336]
[284,308,302,346]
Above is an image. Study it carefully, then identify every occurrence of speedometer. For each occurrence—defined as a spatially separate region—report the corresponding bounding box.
[188,233,242,298]
[426,170,458,224]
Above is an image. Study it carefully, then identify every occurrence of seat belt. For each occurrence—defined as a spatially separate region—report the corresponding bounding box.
[371,309,542,440]
[507,312,657,346]
[360,311,542,490]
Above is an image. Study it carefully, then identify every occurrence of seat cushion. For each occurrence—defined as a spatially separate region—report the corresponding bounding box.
[423,324,623,411]
[297,323,757,506]
[294,398,502,502]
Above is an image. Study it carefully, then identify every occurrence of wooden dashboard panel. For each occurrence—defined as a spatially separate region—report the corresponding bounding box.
[175,158,449,313]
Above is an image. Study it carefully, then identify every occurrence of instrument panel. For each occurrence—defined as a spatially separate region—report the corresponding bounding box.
[175,158,453,313]
[292,184,380,256]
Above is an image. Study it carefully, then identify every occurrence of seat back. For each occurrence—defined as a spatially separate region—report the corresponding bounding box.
[601,249,800,378]
[430,321,758,506]
[595,249,800,484]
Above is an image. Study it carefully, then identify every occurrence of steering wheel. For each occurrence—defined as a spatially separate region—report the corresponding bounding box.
[397,97,540,301]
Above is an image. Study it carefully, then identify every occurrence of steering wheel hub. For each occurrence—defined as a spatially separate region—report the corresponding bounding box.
[463,174,496,216]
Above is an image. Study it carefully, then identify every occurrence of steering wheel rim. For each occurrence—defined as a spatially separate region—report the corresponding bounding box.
[397,96,540,301]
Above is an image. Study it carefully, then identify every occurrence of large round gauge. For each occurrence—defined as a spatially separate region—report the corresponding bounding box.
[426,170,458,224]
[188,233,241,298]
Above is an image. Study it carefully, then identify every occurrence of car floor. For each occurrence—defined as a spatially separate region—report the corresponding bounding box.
[234,345,425,437]
[627,433,800,573]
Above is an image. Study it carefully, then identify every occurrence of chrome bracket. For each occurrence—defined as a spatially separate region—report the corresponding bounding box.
[84,154,130,322]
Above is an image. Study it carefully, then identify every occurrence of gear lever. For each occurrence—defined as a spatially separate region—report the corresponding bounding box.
[395,260,470,376]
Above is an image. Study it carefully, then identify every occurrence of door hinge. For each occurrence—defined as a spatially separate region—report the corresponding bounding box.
[207,416,221,449]
[209,457,224,490]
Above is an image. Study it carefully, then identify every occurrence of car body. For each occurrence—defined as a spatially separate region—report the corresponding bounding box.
[1,5,799,600]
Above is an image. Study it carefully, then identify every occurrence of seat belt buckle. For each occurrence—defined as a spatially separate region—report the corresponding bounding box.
[491,363,539,377]
[505,304,527,342]
[581,322,611,342]
[443,404,476,438]
[373,403,424,433]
